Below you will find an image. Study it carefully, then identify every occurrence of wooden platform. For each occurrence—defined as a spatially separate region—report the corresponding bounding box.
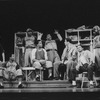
[0,79,100,93]
[0,87,100,93]
[3,80,71,88]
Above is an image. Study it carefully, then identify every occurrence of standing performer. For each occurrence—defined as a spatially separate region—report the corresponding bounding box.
[93,26,100,68]
[93,25,100,87]
[24,28,37,67]
[39,30,62,79]
[45,30,62,79]
[45,30,62,62]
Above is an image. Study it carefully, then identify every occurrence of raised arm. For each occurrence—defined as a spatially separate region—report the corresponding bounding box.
[54,30,62,41]
[37,32,43,40]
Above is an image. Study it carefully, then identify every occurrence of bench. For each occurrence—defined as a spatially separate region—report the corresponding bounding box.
[22,67,35,81]
[22,67,44,81]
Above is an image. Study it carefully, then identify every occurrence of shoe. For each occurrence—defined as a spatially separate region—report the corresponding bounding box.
[68,79,72,83]
[76,85,81,88]
[18,84,24,88]
[0,85,4,89]
[96,84,100,88]
[89,84,94,88]
[36,76,40,81]
[48,76,53,80]
[60,77,64,80]
[54,77,59,80]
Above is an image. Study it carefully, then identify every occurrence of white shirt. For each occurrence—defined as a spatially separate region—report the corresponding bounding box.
[61,44,77,61]
[45,40,57,50]
[79,50,94,65]
[31,48,48,63]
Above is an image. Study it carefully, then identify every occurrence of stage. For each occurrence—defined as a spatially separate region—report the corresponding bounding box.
[0,80,99,93]
[0,87,100,93]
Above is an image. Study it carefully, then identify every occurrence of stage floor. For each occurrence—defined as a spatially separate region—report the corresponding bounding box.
[0,87,100,92]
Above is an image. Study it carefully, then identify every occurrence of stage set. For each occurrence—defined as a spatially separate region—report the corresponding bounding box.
[1,26,100,93]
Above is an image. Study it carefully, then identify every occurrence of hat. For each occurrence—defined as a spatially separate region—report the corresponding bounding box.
[65,38,73,43]
[26,28,34,32]
[93,25,100,30]
[9,54,15,60]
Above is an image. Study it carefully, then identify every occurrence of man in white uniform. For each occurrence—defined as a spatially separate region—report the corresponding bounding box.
[0,54,24,88]
[31,40,52,81]
[70,45,96,88]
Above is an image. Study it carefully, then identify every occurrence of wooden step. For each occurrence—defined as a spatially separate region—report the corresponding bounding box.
[3,80,69,84]
[3,80,70,88]
[0,88,99,93]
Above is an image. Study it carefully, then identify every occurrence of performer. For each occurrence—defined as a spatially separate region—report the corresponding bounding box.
[93,25,100,87]
[70,44,96,88]
[38,30,62,79]
[0,54,24,88]
[24,28,37,67]
[45,30,62,62]
[31,40,52,81]
[61,38,78,81]
[93,26,100,68]
[45,30,63,79]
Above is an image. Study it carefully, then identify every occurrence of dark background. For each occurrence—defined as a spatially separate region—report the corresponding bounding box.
[0,0,100,61]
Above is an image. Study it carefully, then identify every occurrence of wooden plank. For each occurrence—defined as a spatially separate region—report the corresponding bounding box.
[0,87,100,93]
[3,80,70,88]
[3,80,69,84]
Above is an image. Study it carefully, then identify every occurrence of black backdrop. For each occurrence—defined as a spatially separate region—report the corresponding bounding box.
[0,0,100,60]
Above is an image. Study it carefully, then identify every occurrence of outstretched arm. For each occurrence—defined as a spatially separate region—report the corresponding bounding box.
[54,30,62,41]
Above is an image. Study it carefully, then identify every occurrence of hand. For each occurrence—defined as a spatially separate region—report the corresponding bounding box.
[54,30,59,35]
[76,64,80,71]
[37,32,43,36]
[37,32,43,40]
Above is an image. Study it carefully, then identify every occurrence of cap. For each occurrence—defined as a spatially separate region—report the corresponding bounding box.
[26,28,34,32]
[9,54,15,60]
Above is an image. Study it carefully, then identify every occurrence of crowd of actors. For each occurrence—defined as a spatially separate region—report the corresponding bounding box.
[0,25,100,89]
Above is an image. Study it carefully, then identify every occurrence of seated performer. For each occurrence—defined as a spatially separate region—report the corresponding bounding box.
[70,44,96,88]
[31,40,52,81]
[61,38,78,81]
[0,54,24,88]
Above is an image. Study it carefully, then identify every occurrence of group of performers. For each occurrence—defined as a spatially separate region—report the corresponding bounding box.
[0,25,100,89]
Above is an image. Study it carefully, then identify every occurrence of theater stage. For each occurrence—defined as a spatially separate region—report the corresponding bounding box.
[0,80,100,93]
[0,87,100,93]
